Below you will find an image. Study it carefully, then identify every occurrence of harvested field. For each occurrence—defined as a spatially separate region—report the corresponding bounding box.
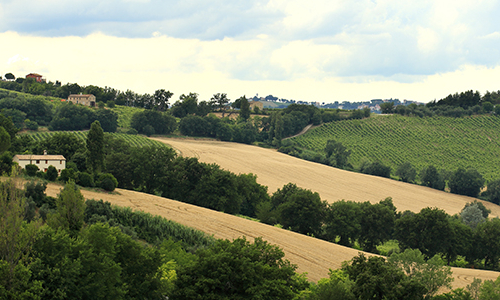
[43,183,500,289]
[43,137,500,289]
[152,137,500,217]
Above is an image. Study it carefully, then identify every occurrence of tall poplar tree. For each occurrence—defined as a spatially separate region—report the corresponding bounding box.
[86,120,104,173]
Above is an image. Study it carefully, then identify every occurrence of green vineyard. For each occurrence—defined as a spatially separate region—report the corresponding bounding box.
[290,114,500,181]
[26,131,167,148]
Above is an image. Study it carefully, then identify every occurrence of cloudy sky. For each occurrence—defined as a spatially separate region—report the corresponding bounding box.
[1,0,500,103]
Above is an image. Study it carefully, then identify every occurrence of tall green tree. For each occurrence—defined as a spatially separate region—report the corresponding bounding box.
[0,126,11,152]
[449,167,485,197]
[86,120,104,173]
[239,96,250,120]
[47,180,86,235]
[173,237,307,299]
[325,200,361,246]
[0,178,42,296]
[324,139,351,169]
[420,165,445,190]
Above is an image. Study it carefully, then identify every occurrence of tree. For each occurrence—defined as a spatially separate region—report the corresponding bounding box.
[0,178,42,294]
[239,96,250,120]
[396,161,417,183]
[388,249,453,298]
[380,102,394,114]
[474,219,500,269]
[360,160,391,178]
[358,199,396,253]
[0,126,11,152]
[24,164,39,177]
[460,203,485,230]
[47,180,86,235]
[395,207,453,259]
[449,168,485,197]
[325,200,361,246]
[45,165,58,181]
[130,110,177,134]
[173,237,307,299]
[38,132,84,161]
[307,269,355,300]
[420,165,445,190]
[86,120,104,173]
[153,89,173,111]
[4,73,15,80]
[342,254,427,300]
[324,139,351,169]
[210,93,230,117]
[270,183,327,237]
[487,179,500,204]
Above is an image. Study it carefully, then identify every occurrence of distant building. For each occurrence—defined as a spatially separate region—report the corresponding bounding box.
[25,73,45,83]
[13,151,66,174]
[68,93,96,107]
[249,101,263,111]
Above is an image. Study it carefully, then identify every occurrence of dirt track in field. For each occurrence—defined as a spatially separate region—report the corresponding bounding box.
[44,137,500,289]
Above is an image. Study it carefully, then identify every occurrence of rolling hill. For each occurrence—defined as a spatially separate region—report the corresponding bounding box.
[290,114,500,182]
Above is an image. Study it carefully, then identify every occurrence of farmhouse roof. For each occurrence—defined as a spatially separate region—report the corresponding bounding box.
[14,154,66,160]
[26,73,43,77]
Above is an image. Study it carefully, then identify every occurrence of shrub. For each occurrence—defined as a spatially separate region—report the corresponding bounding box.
[45,165,58,181]
[25,164,39,177]
[77,171,94,187]
[97,173,118,191]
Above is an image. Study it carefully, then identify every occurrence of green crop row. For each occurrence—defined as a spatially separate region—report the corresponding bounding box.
[290,114,500,181]
[25,131,167,149]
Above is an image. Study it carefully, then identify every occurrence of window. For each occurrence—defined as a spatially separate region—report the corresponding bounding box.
[36,160,40,164]
[45,160,48,164]
[60,160,62,164]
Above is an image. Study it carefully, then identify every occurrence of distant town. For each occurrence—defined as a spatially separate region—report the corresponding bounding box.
[249,94,423,113]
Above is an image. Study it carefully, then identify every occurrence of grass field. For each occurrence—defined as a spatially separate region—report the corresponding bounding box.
[290,114,500,181]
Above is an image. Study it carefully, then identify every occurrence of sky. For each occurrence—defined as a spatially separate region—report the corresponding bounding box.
[1,0,500,103]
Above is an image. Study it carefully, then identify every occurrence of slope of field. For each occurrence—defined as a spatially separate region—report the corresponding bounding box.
[24,131,165,148]
[152,137,500,217]
[42,182,500,289]
[290,115,500,181]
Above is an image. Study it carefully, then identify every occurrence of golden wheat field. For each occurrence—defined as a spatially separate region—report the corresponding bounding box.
[45,137,500,290]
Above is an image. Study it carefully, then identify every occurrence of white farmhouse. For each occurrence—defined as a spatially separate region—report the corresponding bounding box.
[13,151,66,174]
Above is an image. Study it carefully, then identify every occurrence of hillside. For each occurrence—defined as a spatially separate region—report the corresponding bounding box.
[43,182,500,290]
[290,114,500,182]
[152,137,500,217]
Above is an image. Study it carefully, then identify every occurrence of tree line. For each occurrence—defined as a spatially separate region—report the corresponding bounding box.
[5,176,500,299]
[0,90,118,132]
[381,90,500,117]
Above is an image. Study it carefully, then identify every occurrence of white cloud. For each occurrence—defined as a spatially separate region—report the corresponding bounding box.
[2,31,500,104]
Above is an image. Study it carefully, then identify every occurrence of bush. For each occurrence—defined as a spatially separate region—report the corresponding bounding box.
[449,168,485,197]
[24,119,38,131]
[25,164,39,177]
[360,160,391,178]
[420,165,445,190]
[59,168,76,183]
[45,165,58,181]
[97,173,118,191]
[77,171,94,187]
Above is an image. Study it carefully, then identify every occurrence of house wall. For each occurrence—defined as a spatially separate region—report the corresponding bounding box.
[13,156,66,173]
